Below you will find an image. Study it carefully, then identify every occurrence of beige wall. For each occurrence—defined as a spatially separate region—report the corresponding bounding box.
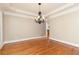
[3,15,46,42]
[48,10,79,45]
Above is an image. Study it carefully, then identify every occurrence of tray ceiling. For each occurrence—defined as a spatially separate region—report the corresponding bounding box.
[0,3,66,15]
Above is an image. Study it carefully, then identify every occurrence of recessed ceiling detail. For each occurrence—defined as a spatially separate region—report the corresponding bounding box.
[1,3,77,19]
[0,3,66,16]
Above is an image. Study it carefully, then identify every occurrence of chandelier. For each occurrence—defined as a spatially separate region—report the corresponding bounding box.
[35,3,45,24]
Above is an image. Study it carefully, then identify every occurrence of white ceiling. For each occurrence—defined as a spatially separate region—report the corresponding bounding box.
[0,3,66,16]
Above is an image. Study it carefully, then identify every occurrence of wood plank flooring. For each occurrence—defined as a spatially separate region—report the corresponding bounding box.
[1,38,79,55]
[0,49,1,55]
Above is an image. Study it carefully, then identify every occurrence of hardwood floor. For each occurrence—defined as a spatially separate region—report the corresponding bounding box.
[0,49,2,55]
[1,38,79,55]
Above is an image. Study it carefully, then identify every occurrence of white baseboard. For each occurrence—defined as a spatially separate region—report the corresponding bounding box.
[50,37,79,48]
[0,43,4,49]
[4,36,45,44]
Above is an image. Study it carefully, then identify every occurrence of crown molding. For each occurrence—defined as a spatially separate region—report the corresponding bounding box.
[0,3,37,18]
[9,7,37,17]
[3,4,37,18]
[48,4,79,19]
[4,11,34,19]
[3,3,77,19]
[45,3,75,18]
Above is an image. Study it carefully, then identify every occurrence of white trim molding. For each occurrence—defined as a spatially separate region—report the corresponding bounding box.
[50,37,79,48]
[4,36,46,44]
[9,7,37,16]
[45,3,75,17]
[49,4,79,18]
[4,11,34,19]
[46,4,79,19]
[0,43,4,49]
